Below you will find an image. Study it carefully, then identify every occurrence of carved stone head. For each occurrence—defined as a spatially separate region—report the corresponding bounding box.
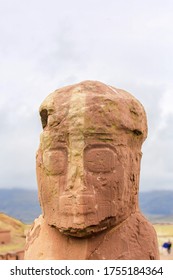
[37,81,147,237]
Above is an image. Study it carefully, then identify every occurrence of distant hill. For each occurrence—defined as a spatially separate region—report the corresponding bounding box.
[0,212,28,254]
[139,190,173,216]
[0,212,25,232]
[0,188,173,224]
[0,188,41,224]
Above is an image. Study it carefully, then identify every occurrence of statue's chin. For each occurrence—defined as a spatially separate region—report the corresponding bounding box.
[56,216,117,238]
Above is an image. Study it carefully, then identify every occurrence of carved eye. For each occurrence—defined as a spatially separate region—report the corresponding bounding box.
[43,149,67,175]
[40,109,48,129]
[84,148,115,173]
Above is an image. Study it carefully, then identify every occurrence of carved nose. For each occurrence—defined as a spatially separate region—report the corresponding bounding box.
[66,165,86,192]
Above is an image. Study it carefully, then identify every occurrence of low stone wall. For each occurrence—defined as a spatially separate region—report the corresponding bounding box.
[0,250,24,260]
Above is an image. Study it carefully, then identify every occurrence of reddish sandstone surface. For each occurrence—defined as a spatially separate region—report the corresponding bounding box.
[25,81,159,259]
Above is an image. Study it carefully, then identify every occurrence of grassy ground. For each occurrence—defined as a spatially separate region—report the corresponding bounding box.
[153,224,173,260]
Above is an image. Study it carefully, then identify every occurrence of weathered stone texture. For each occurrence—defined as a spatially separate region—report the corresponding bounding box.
[25,81,159,259]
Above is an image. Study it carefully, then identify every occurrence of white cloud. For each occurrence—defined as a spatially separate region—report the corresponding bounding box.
[159,88,173,118]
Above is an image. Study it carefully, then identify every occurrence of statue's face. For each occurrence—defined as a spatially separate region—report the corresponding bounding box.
[37,83,146,237]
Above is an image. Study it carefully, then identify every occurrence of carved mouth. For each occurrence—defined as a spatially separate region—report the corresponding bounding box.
[58,216,116,238]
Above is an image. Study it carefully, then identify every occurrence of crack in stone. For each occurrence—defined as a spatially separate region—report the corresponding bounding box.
[87,213,136,259]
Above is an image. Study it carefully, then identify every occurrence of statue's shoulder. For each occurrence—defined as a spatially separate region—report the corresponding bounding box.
[25,215,44,250]
[135,212,156,231]
[126,211,157,238]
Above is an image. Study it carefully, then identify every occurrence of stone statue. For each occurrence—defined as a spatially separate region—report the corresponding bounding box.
[25,81,159,259]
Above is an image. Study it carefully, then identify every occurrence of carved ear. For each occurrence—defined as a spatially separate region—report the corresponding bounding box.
[40,109,48,129]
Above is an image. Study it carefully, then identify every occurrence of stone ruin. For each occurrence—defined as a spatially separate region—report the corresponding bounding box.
[25,81,159,259]
[0,229,11,245]
[0,229,24,260]
[0,250,24,260]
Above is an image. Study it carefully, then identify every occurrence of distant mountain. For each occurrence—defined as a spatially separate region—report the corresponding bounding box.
[0,188,41,224]
[139,190,173,216]
[0,188,173,224]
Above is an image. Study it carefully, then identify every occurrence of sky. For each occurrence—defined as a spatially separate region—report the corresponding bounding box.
[0,0,173,192]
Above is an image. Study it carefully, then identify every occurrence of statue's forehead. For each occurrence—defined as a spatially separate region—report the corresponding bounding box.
[40,82,139,114]
[39,82,147,144]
